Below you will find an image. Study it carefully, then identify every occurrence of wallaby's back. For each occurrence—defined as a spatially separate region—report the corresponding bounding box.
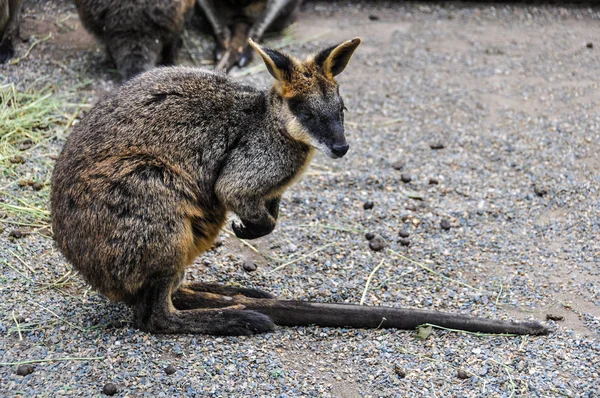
[75,0,195,79]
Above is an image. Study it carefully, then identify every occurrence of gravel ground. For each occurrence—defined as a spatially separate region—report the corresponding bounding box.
[2,1,600,397]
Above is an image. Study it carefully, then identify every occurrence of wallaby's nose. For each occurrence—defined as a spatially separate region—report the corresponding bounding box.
[331,143,350,158]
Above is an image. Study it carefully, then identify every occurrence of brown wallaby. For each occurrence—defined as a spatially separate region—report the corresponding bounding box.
[0,0,23,64]
[51,38,549,336]
[74,0,195,80]
[195,0,302,72]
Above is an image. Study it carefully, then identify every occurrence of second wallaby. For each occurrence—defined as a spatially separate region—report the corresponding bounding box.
[51,38,549,336]
[196,0,302,72]
[75,0,195,80]
[0,0,23,63]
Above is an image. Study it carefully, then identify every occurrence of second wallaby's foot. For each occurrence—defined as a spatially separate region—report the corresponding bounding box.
[0,37,15,64]
[183,282,275,299]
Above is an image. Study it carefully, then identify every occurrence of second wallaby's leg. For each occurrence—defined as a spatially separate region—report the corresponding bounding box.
[134,277,275,335]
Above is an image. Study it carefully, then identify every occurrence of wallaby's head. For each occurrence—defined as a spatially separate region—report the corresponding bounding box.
[249,37,361,159]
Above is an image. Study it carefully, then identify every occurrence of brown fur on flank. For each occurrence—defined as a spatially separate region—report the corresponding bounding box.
[0,0,23,64]
[75,0,195,80]
[51,38,550,336]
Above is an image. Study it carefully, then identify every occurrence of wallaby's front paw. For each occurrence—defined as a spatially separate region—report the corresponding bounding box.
[232,220,273,240]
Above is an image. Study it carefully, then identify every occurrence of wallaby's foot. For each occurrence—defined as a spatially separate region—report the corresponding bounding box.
[0,38,15,64]
[137,307,276,335]
[236,44,253,68]
[183,282,274,298]
[136,280,275,335]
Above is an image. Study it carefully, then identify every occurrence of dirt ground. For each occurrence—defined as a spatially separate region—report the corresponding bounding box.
[1,1,600,397]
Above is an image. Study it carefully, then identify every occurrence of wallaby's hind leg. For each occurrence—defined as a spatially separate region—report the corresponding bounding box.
[134,277,276,335]
[183,282,275,298]
[161,36,182,66]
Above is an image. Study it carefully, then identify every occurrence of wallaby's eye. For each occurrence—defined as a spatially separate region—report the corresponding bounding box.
[300,111,313,121]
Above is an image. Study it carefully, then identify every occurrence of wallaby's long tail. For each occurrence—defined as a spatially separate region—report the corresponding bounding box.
[240,299,550,335]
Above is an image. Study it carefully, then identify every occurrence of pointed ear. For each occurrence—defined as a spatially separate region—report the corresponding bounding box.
[248,39,296,82]
[314,37,361,78]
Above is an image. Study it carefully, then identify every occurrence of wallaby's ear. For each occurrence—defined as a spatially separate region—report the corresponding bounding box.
[248,38,296,82]
[314,37,362,78]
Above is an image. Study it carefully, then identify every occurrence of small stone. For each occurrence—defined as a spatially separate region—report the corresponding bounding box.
[363,201,374,210]
[399,238,410,247]
[586,42,593,49]
[391,160,405,170]
[534,185,548,197]
[368,14,380,21]
[440,219,452,230]
[8,229,27,239]
[16,364,34,376]
[9,155,26,164]
[165,364,177,375]
[398,230,410,238]
[32,182,44,191]
[287,243,298,253]
[212,239,223,248]
[365,232,375,241]
[243,260,257,272]
[429,142,445,150]
[546,314,564,321]
[429,177,439,185]
[102,383,119,396]
[394,365,406,378]
[457,369,470,379]
[401,173,412,183]
[369,236,386,251]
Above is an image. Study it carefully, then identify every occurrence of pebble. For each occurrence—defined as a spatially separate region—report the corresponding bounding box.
[440,219,452,230]
[165,364,177,375]
[534,185,548,197]
[394,365,406,378]
[9,155,26,164]
[102,383,119,396]
[546,314,565,321]
[391,160,405,170]
[457,369,470,379]
[429,142,445,150]
[399,238,411,247]
[16,364,35,376]
[363,201,374,210]
[429,177,439,185]
[32,182,44,191]
[365,231,375,241]
[8,229,27,239]
[243,260,257,272]
[401,173,412,183]
[369,236,386,251]
[586,42,593,49]
[398,230,410,238]
[368,14,380,21]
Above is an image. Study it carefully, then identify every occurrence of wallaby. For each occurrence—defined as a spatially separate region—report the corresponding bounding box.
[51,38,548,336]
[195,0,302,72]
[74,0,195,80]
[0,0,23,64]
